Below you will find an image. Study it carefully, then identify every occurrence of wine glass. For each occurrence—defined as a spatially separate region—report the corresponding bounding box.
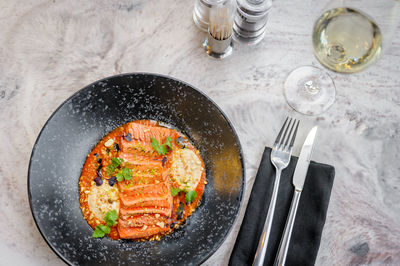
[284,0,400,116]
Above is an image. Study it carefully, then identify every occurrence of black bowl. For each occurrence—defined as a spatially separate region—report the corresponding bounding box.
[28,73,245,265]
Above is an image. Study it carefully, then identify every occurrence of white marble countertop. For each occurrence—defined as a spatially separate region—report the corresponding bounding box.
[1,0,399,265]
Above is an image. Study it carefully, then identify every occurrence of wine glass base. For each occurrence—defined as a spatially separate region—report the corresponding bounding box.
[284,66,336,116]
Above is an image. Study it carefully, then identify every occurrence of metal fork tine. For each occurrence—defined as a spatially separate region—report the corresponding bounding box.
[279,118,292,148]
[274,117,289,146]
[284,119,297,148]
[289,120,299,149]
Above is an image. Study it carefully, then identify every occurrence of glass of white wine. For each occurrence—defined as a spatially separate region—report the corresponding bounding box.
[284,0,400,115]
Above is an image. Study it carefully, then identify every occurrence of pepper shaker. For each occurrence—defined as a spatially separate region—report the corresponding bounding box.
[233,0,272,44]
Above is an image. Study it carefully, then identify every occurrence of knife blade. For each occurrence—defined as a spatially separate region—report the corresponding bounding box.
[292,126,318,191]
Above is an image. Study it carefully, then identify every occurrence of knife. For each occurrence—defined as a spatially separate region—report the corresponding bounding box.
[274,126,318,266]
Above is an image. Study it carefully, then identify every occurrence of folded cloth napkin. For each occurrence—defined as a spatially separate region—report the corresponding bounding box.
[229,147,335,266]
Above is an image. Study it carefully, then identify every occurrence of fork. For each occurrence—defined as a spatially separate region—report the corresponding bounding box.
[253,117,299,266]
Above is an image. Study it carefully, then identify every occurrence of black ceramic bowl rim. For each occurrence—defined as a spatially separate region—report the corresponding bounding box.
[28,72,245,265]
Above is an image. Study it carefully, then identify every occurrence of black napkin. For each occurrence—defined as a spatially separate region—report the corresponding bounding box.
[229,147,335,266]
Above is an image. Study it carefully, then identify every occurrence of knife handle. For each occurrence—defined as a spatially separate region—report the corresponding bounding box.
[274,189,301,266]
[253,169,282,266]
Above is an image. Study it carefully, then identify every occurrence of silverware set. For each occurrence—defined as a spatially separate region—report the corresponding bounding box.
[253,117,318,266]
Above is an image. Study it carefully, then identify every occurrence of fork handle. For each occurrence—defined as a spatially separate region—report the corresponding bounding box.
[274,189,301,266]
[253,169,282,266]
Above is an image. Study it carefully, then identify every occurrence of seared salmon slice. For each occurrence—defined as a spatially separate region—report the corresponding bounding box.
[120,152,164,168]
[120,194,173,208]
[119,215,168,227]
[118,181,170,194]
[124,122,178,144]
[120,207,172,218]
[118,224,170,239]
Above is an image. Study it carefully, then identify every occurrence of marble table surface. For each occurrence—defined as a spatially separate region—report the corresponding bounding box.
[1,0,399,265]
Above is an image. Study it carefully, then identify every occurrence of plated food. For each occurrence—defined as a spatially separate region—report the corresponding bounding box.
[29,73,244,265]
[79,120,206,241]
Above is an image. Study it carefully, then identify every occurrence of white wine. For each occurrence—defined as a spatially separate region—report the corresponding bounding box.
[312,7,382,73]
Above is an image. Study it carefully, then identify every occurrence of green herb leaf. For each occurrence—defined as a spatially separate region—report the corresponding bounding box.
[107,157,123,176]
[92,224,111,238]
[92,226,106,238]
[111,157,123,167]
[104,210,118,227]
[171,187,181,197]
[97,224,111,234]
[116,172,124,182]
[165,136,173,149]
[106,165,115,176]
[185,190,197,204]
[122,168,133,180]
[151,138,170,155]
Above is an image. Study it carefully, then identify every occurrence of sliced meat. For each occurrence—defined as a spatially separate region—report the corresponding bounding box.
[118,181,170,194]
[119,214,168,227]
[120,206,172,218]
[118,224,170,239]
[120,152,163,167]
[119,193,173,209]
[124,122,177,144]
[116,122,177,240]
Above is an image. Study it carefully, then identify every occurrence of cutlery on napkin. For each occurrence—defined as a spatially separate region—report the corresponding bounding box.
[274,126,318,265]
[229,145,335,266]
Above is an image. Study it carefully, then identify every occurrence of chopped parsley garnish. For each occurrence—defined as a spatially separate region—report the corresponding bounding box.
[151,138,168,155]
[92,210,118,238]
[92,224,110,238]
[165,136,173,149]
[106,157,131,182]
[104,210,118,227]
[185,190,197,204]
[171,188,198,204]
[106,157,123,176]
[116,167,133,182]
[151,136,173,155]
[171,187,182,197]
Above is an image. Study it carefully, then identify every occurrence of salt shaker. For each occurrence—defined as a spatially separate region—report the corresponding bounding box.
[233,0,272,44]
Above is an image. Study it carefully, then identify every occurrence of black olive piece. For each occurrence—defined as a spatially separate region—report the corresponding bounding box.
[113,143,120,152]
[125,133,132,142]
[170,222,177,229]
[176,202,185,220]
[108,176,117,186]
[96,163,103,171]
[161,157,167,167]
[94,177,103,186]
[97,158,102,164]
[94,153,99,157]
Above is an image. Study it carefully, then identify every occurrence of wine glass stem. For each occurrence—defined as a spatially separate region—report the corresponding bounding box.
[304,80,319,95]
